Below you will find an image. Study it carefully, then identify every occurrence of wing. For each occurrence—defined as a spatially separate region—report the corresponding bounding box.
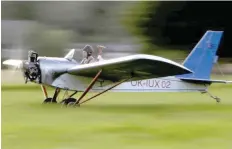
[67,54,192,82]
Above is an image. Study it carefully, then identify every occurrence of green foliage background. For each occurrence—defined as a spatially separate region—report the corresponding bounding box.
[121,1,187,59]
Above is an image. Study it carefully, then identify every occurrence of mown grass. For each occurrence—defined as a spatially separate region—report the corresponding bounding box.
[1,81,232,149]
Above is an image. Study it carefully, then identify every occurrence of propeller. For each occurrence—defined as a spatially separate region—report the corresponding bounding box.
[3,59,27,83]
[3,59,23,69]
[3,47,26,76]
[3,51,41,84]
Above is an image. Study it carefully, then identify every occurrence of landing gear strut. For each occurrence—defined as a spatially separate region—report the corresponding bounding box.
[42,86,61,103]
[201,90,221,103]
[40,85,78,105]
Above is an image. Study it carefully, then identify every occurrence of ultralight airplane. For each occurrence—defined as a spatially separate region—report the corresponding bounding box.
[3,30,232,106]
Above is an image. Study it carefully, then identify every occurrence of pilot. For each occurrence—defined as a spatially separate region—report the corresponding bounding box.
[96,45,106,62]
[80,45,95,64]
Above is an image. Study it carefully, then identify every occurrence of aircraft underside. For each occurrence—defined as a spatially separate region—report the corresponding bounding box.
[40,72,220,107]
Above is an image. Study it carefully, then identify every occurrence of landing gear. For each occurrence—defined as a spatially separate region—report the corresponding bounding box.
[61,98,77,106]
[201,90,221,103]
[39,69,131,107]
[43,97,57,103]
[40,85,79,105]
[60,91,78,106]
[41,85,60,103]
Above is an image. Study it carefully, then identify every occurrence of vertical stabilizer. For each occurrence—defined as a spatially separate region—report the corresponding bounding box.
[178,30,223,79]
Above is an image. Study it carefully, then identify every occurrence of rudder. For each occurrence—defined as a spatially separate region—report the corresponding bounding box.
[179,30,223,79]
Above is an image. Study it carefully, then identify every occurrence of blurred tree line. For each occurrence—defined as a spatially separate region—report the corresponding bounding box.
[2,1,232,59]
[2,1,134,57]
[123,1,232,58]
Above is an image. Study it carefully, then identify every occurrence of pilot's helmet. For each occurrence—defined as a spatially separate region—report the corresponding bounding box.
[83,45,94,56]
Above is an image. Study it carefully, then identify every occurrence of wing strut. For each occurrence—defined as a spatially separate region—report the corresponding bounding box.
[78,78,130,106]
[72,69,131,106]
[74,69,103,105]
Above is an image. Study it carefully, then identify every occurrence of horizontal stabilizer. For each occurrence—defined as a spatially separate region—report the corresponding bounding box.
[179,77,232,84]
[226,81,232,84]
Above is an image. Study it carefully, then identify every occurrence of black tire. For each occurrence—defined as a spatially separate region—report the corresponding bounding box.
[43,97,57,103]
[63,98,77,105]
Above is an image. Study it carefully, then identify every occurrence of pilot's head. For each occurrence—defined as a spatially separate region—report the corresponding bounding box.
[83,45,94,57]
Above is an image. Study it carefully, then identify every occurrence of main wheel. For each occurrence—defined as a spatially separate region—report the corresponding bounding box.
[43,97,57,103]
[61,98,77,105]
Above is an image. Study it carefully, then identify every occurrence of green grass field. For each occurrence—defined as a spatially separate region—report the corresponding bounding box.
[2,80,232,149]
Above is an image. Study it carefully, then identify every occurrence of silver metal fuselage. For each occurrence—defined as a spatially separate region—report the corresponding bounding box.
[37,57,208,93]
[38,56,78,86]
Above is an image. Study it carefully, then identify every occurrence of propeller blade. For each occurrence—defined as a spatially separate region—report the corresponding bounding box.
[3,59,23,69]
[226,81,232,84]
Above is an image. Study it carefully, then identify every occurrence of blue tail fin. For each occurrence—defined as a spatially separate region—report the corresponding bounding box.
[177,30,223,80]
